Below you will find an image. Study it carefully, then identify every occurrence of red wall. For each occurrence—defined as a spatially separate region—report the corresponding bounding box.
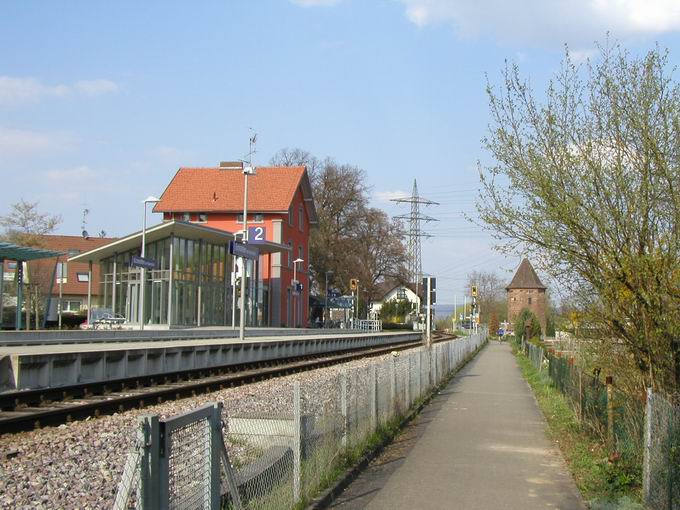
[162,187,312,326]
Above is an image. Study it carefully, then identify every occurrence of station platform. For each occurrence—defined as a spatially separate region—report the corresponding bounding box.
[330,342,585,510]
[0,330,421,392]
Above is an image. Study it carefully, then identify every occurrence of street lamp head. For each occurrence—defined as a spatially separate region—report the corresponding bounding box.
[294,258,304,264]
[143,195,161,204]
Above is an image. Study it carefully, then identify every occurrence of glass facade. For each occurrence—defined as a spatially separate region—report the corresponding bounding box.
[100,235,266,327]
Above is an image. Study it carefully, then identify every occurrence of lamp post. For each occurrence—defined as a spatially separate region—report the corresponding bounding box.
[239,165,256,340]
[140,195,160,331]
[324,270,333,328]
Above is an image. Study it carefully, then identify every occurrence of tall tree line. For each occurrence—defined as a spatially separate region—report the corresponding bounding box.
[270,148,408,298]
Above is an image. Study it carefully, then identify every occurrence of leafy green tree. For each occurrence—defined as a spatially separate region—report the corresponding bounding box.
[477,44,680,392]
[379,299,411,323]
[515,309,541,342]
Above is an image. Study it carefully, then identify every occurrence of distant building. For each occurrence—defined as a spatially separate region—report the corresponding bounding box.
[154,163,317,327]
[505,258,547,334]
[3,235,116,323]
[369,281,420,322]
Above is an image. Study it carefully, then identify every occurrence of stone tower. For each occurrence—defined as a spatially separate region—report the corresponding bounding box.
[506,258,547,334]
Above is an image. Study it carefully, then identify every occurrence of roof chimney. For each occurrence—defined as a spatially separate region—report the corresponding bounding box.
[219,161,244,171]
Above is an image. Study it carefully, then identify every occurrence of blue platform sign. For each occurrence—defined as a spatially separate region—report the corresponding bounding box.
[131,255,156,270]
[248,226,266,243]
[229,240,259,260]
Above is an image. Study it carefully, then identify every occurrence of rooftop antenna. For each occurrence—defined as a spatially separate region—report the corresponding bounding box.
[242,128,257,167]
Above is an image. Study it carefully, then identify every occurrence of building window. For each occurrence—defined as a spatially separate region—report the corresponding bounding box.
[182,212,191,222]
[56,262,67,283]
[288,241,293,267]
[236,213,264,223]
[76,272,89,283]
[63,300,81,312]
[288,206,293,226]
[298,245,303,266]
[196,213,208,223]
[299,205,304,231]
[397,288,407,299]
[7,261,16,270]
[528,297,532,305]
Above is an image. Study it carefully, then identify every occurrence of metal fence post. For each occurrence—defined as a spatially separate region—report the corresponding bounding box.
[578,370,583,423]
[293,381,302,504]
[606,376,614,447]
[340,371,348,448]
[139,415,160,510]
[390,356,397,417]
[209,404,222,509]
[370,364,377,431]
[406,353,412,408]
[643,387,652,505]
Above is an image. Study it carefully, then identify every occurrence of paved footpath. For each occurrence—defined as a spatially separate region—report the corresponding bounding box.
[329,342,585,510]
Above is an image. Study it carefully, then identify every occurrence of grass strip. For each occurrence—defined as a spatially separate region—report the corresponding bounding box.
[514,349,642,510]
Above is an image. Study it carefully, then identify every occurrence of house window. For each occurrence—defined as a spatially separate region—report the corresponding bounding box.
[397,288,407,300]
[196,213,208,223]
[182,212,191,222]
[56,262,67,283]
[237,213,264,223]
[68,249,80,257]
[528,297,532,305]
[7,262,16,270]
[288,206,293,226]
[299,205,304,231]
[76,272,89,283]
[288,241,293,267]
[63,300,81,312]
[298,245,303,266]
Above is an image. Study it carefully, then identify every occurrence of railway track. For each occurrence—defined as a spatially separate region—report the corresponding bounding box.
[0,333,455,434]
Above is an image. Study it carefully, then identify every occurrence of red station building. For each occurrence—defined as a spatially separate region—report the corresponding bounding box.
[154,162,317,327]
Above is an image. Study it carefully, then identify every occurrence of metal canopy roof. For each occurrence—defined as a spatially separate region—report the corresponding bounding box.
[0,241,63,261]
[68,220,290,264]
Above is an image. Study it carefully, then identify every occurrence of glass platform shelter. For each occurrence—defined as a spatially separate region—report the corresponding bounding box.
[69,220,289,328]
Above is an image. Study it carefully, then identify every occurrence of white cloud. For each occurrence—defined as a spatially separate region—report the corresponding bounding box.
[290,0,340,6]
[73,79,119,97]
[374,190,410,203]
[44,165,97,182]
[0,126,78,154]
[0,76,119,107]
[398,0,680,46]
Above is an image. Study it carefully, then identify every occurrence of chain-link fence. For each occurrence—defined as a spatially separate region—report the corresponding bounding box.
[644,389,680,510]
[516,338,657,506]
[115,332,487,509]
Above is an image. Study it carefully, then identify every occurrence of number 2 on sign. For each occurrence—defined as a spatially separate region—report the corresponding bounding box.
[248,226,266,243]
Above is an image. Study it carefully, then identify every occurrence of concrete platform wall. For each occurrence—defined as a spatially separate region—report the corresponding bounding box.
[3,332,421,391]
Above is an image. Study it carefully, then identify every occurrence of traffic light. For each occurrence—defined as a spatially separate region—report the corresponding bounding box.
[350,278,358,291]
[471,285,478,297]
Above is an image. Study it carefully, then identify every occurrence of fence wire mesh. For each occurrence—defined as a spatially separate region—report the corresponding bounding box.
[166,414,213,509]
[114,333,487,509]
[645,391,680,510]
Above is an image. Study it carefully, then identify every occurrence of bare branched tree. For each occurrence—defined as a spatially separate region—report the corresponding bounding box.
[477,44,680,392]
[271,149,408,296]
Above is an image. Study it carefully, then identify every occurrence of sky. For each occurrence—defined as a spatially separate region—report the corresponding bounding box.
[3,0,680,304]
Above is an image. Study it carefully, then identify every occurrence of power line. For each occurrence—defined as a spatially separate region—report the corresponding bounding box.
[391,179,439,294]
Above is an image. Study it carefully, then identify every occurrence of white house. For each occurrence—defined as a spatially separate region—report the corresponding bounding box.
[369,281,421,322]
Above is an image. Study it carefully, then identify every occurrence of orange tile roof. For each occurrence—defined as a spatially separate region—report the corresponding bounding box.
[154,166,308,213]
